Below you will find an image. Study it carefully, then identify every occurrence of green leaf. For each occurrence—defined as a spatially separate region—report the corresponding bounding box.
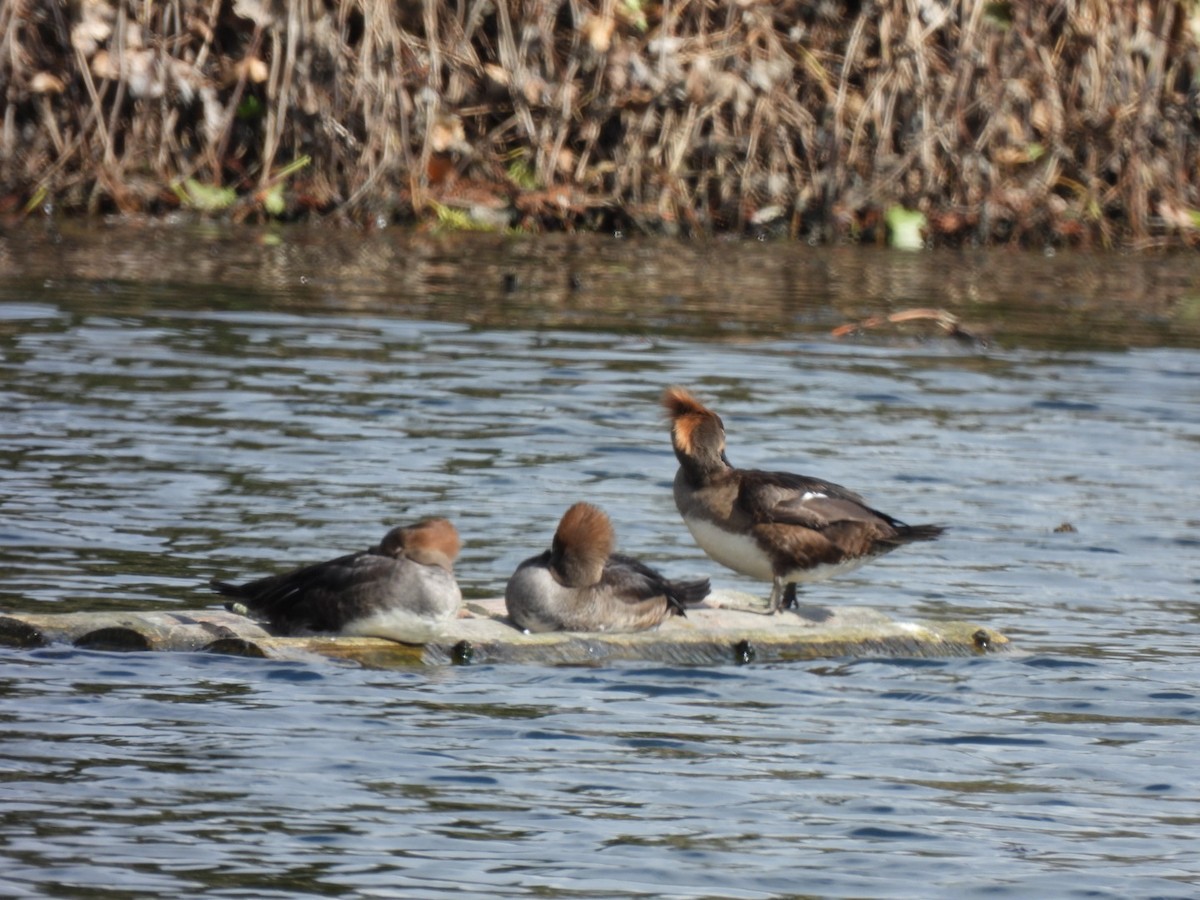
[431,202,488,232]
[236,95,264,120]
[983,2,1013,27]
[262,183,285,216]
[273,155,311,181]
[884,205,927,250]
[23,185,48,214]
[175,179,237,212]
[506,156,539,191]
[621,0,648,31]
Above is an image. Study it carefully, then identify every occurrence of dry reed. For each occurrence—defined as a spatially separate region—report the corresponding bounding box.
[2,0,1199,247]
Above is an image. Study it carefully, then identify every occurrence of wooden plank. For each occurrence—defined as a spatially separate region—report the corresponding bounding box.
[0,591,1008,667]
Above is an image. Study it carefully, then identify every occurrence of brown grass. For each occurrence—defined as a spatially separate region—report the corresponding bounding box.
[2,0,1200,247]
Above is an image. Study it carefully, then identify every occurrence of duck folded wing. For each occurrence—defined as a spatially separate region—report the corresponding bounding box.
[603,554,708,614]
[602,554,674,602]
[737,475,896,529]
[214,551,385,619]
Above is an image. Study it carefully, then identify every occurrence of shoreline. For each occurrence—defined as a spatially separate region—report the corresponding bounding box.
[3,1,1200,248]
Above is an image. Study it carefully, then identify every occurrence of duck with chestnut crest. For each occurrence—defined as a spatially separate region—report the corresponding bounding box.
[212,518,463,643]
[505,502,710,633]
[662,386,944,614]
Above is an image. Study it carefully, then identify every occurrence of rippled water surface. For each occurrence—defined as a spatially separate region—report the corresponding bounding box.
[1,225,1199,898]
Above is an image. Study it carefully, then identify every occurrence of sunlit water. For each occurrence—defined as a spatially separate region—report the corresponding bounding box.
[1,226,1199,898]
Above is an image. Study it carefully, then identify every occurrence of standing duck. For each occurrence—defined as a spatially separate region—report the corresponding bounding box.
[662,386,944,613]
[212,518,463,642]
[505,502,709,633]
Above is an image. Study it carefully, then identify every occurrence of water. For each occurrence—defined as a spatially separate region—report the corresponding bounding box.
[1,225,1199,898]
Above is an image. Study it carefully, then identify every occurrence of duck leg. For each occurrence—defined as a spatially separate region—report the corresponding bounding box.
[781,582,799,610]
[767,577,786,614]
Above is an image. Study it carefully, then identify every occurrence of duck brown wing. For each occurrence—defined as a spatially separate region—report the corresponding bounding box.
[738,470,900,529]
[773,493,903,530]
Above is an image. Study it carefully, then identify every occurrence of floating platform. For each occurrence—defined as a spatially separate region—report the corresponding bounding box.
[0,591,1008,667]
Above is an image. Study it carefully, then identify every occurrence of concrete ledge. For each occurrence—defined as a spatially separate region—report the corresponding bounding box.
[0,591,1008,667]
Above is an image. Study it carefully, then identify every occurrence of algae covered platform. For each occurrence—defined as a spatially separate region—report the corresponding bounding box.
[0,591,1007,668]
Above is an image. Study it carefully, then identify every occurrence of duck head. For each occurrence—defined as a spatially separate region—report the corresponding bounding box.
[378,518,461,571]
[662,386,731,477]
[550,502,614,588]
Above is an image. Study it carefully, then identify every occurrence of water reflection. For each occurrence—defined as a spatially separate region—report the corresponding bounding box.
[5,223,1200,349]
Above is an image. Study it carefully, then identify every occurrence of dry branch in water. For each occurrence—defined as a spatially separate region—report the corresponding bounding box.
[831,308,986,345]
[2,0,1200,246]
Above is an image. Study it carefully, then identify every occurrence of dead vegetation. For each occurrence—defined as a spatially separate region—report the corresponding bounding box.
[831,307,987,345]
[3,0,1200,246]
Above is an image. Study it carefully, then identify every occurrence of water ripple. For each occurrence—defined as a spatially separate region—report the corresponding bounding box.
[2,241,1199,897]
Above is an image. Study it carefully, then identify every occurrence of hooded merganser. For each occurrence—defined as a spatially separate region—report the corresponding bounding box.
[662,386,944,613]
[504,501,710,633]
[212,518,463,642]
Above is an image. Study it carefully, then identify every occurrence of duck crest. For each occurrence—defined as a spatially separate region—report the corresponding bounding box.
[661,385,727,472]
[381,518,461,571]
[552,502,614,586]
